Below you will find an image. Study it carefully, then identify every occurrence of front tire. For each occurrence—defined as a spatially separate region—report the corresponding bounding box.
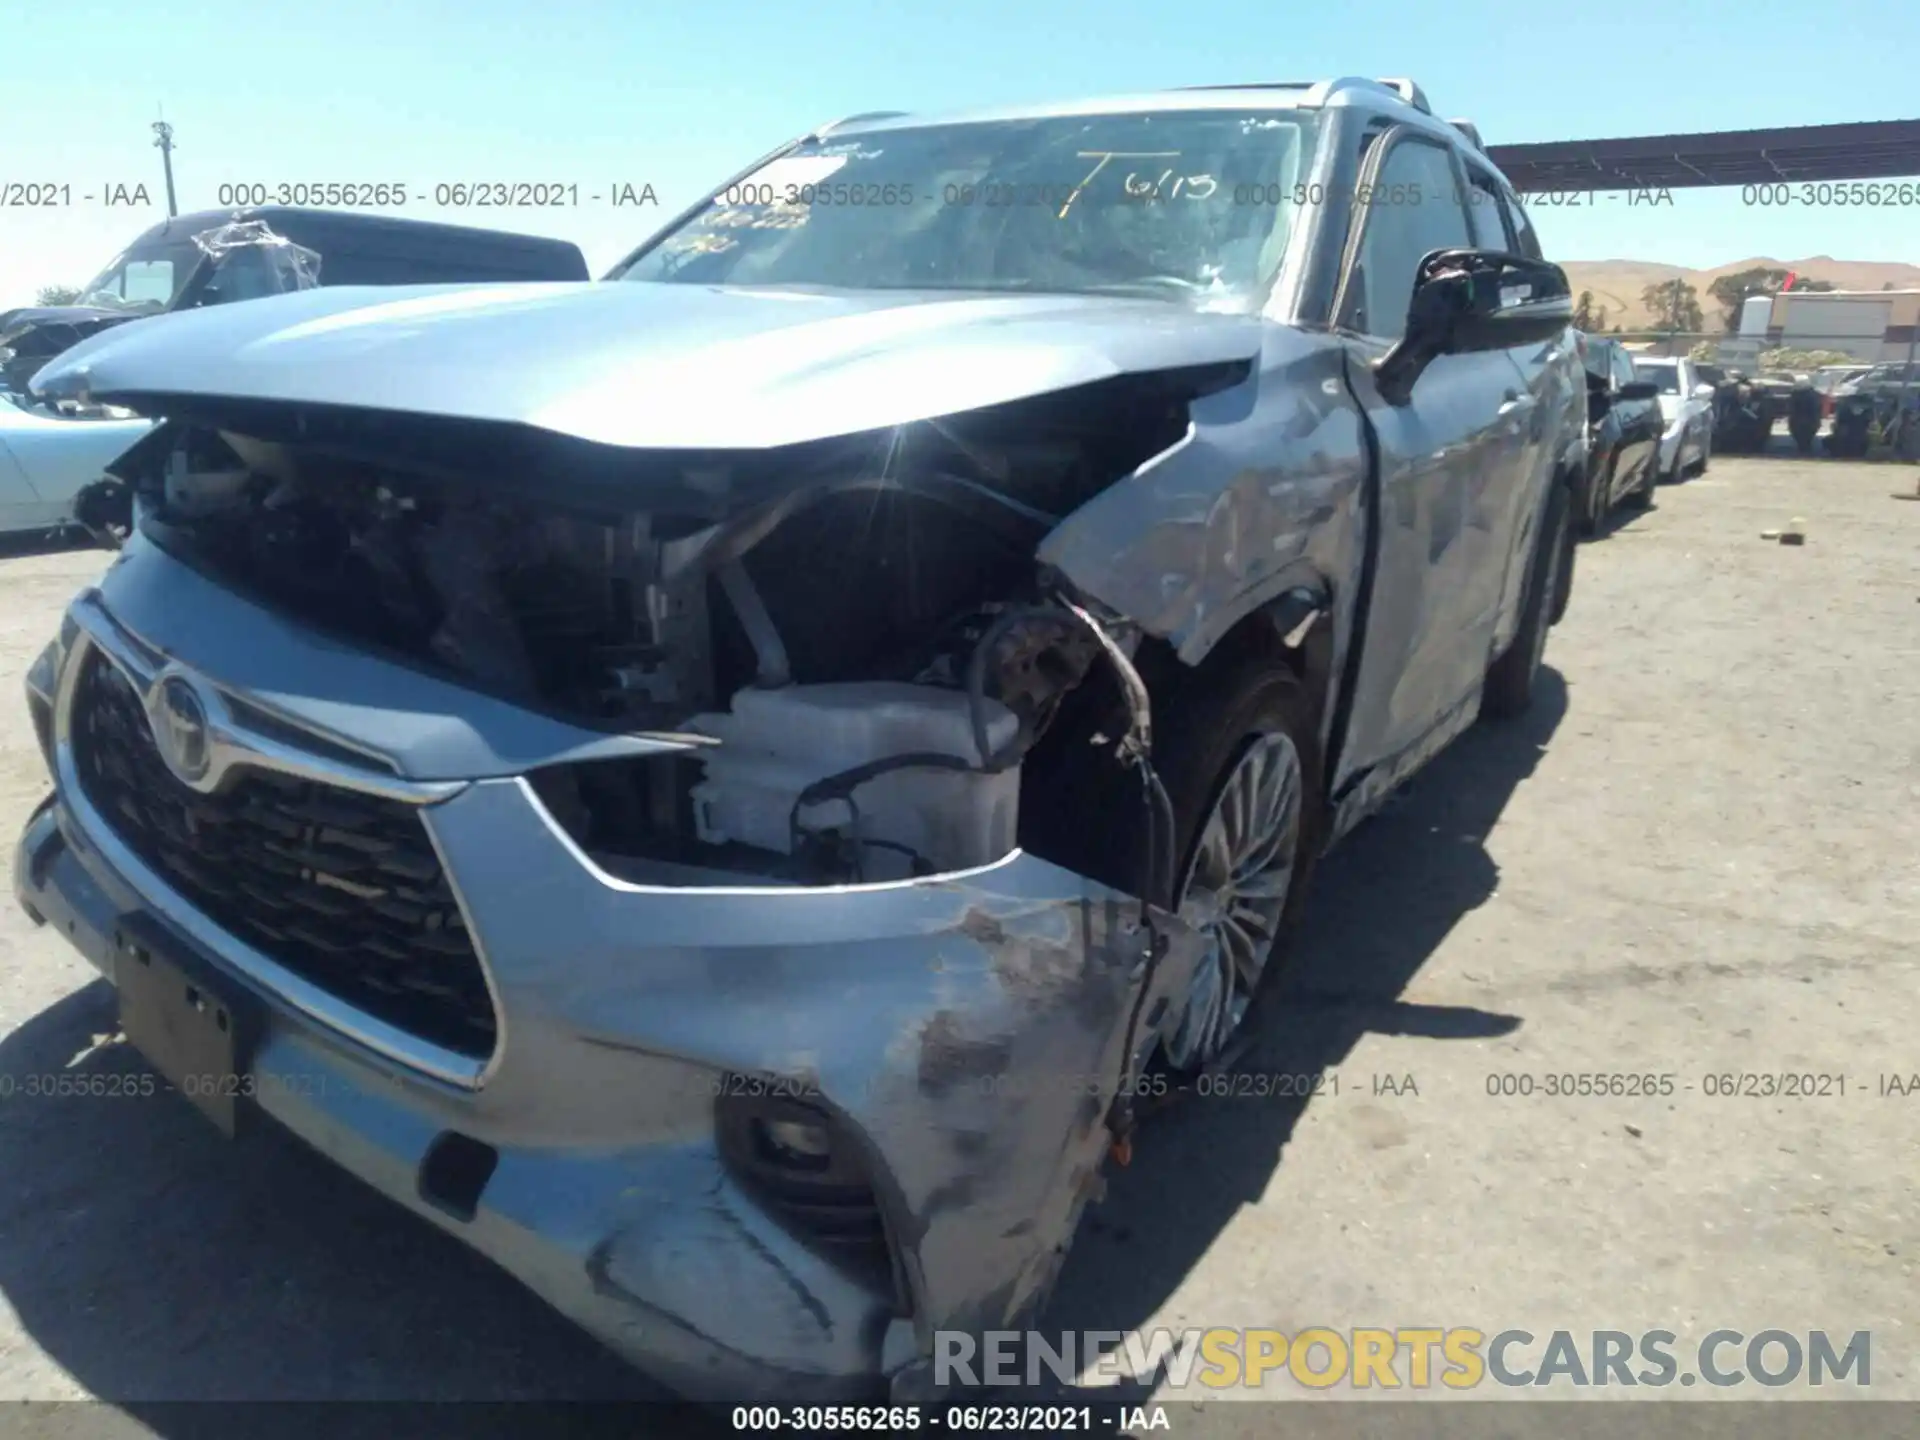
[1579,463,1607,536]
[1147,661,1322,1073]
[1484,478,1572,719]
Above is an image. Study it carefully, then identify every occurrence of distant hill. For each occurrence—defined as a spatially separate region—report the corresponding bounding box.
[1559,255,1920,331]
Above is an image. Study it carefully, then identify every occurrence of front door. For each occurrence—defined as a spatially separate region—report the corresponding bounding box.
[1331,128,1533,800]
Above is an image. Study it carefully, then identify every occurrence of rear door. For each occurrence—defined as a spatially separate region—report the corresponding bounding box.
[1481,182,1576,654]
[1333,126,1533,797]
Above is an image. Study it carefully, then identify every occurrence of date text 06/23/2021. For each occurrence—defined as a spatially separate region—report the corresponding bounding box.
[728,1403,1171,1432]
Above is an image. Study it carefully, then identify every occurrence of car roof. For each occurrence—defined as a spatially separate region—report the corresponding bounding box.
[120,206,585,256]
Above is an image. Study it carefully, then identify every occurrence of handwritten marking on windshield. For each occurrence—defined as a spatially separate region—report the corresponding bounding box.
[1061,151,1181,217]
[1123,169,1219,202]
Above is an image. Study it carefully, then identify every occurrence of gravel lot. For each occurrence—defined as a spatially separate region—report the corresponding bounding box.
[0,459,1915,1425]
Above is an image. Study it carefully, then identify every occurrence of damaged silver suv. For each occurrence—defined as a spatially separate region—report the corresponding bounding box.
[16,77,1582,1401]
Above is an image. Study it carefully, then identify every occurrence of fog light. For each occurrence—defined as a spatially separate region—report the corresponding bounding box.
[714,1082,889,1258]
[756,1116,831,1170]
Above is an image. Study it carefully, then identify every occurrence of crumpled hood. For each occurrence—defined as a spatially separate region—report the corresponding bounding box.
[1,307,147,395]
[30,281,1264,450]
[0,304,135,338]
[0,305,143,352]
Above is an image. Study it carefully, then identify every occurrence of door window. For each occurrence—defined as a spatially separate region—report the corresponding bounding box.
[1500,191,1544,260]
[120,261,177,307]
[1341,137,1473,340]
[1463,169,1511,250]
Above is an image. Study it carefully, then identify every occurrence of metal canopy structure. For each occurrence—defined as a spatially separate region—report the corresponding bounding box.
[1486,118,1920,192]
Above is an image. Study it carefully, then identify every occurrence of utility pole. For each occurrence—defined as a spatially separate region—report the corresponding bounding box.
[152,117,178,217]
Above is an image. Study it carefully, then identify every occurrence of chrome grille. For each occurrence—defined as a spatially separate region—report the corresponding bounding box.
[69,651,497,1059]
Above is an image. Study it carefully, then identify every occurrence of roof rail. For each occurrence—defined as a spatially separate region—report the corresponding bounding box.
[1169,76,1439,112]
[1372,77,1432,113]
[1448,117,1486,150]
[815,110,909,134]
[1175,81,1317,91]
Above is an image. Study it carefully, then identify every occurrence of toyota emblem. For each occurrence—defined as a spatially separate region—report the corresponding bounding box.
[151,675,212,785]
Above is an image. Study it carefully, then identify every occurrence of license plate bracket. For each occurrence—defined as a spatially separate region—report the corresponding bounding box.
[115,922,248,1138]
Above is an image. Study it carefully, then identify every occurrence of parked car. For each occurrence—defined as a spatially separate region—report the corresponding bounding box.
[1835,361,1918,409]
[0,392,153,539]
[1828,364,1920,458]
[1812,364,1873,420]
[1714,372,1805,455]
[1,207,590,396]
[1576,334,1662,531]
[15,77,1583,1403]
[1632,355,1714,480]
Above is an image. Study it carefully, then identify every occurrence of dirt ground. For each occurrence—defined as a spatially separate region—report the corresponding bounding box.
[0,458,1915,1423]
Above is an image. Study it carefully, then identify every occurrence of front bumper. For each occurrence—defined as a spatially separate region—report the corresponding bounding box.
[17,795,908,1400]
[16,563,1174,1402]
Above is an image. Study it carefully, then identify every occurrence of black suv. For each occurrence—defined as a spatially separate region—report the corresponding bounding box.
[1577,333,1662,530]
[1,207,589,396]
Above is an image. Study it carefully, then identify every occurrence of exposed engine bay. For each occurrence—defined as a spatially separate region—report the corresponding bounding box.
[116,375,1213,889]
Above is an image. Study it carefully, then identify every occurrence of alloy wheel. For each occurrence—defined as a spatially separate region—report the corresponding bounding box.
[1162,731,1305,1070]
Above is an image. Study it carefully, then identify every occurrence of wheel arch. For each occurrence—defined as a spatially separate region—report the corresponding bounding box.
[1130,573,1340,815]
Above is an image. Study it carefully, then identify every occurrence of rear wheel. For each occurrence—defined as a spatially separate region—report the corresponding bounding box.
[1625,459,1656,509]
[1484,479,1572,719]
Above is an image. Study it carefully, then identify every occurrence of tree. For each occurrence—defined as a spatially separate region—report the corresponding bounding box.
[1704,269,1832,330]
[1689,340,1718,362]
[1594,305,1607,330]
[1572,290,1597,330]
[1707,266,1788,331]
[1641,278,1703,333]
[35,284,82,306]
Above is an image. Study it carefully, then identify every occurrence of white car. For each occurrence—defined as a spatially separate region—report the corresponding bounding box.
[1631,356,1715,482]
[0,393,153,539]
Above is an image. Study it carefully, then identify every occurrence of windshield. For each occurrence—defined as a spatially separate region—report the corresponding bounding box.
[616,110,1314,310]
[1633,362,1681,395]
[75,239,206,313]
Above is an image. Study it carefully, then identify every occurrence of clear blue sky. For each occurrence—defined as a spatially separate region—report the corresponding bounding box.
[3,0,1916,306]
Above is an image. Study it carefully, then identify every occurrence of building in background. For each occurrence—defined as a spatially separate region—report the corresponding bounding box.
[1714,294,1777,369]
[1762,289,1920,362]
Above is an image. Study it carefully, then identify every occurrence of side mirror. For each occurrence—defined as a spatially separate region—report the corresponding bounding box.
[1616,381,1660,401]
[1375,248,1572,405]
